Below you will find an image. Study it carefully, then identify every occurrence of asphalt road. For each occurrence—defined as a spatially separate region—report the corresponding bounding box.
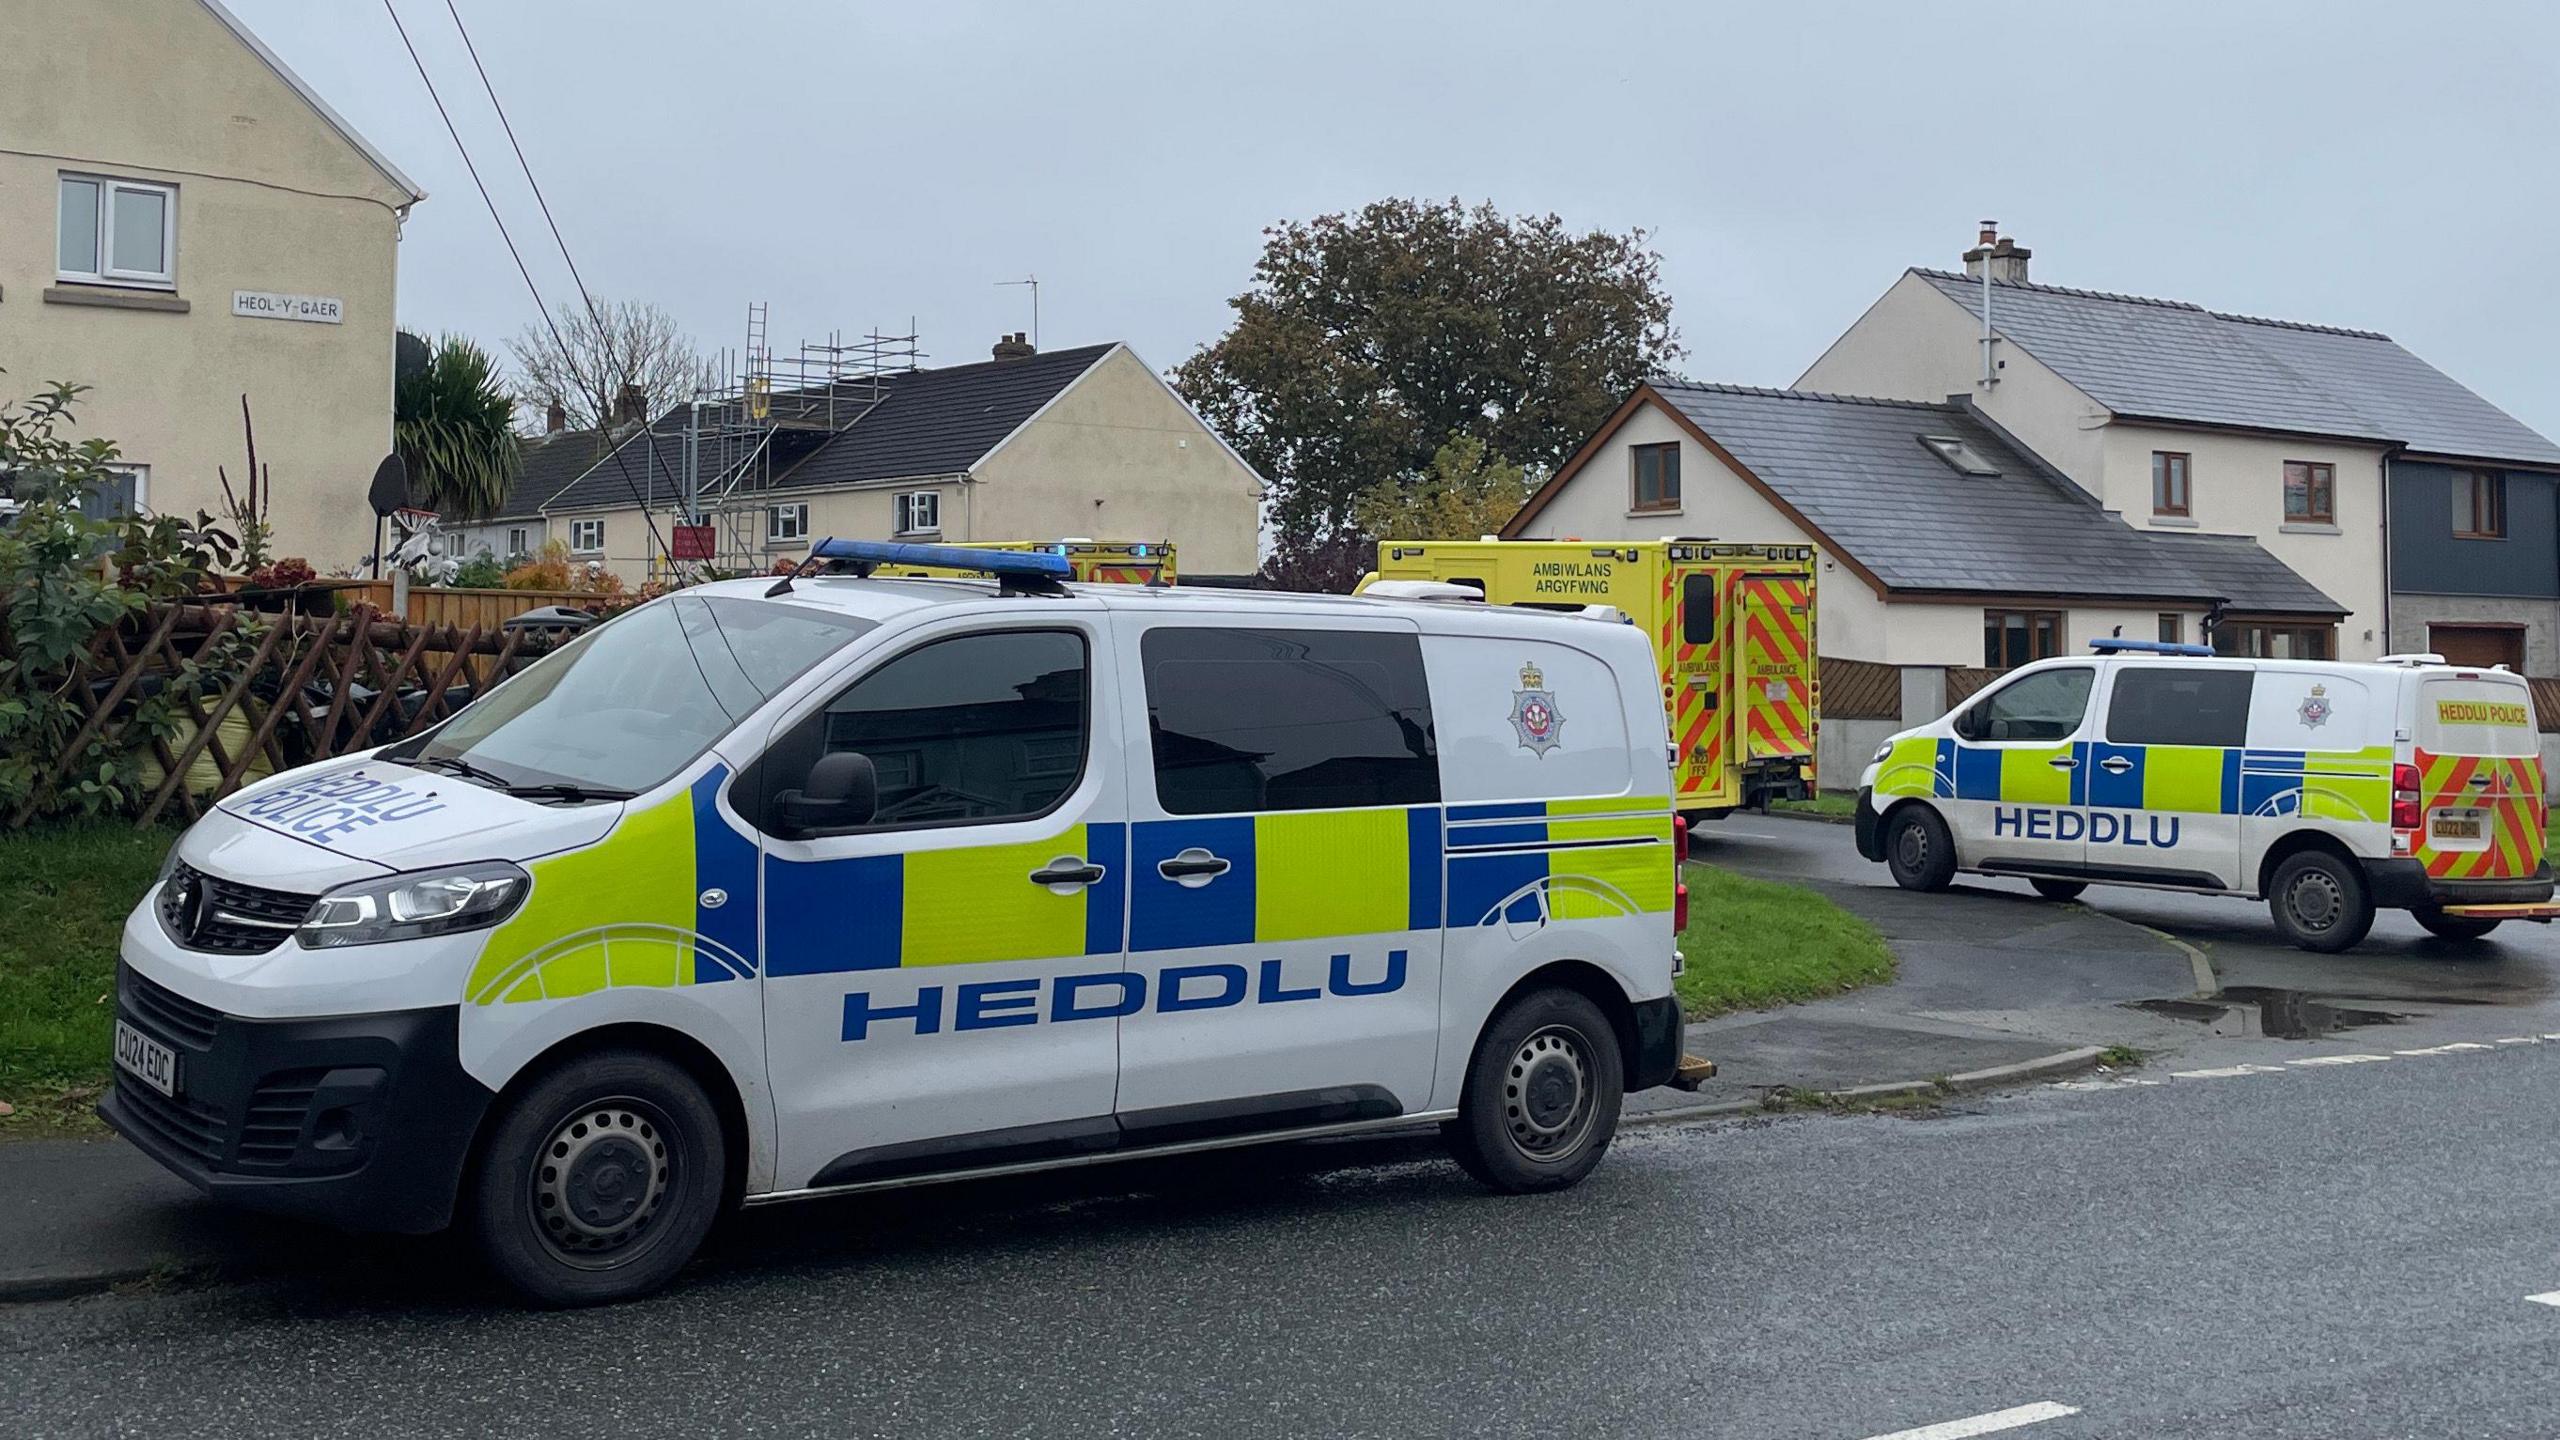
[6,1035,2560,1438]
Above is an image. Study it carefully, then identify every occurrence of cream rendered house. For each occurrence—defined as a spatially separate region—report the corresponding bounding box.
[529,340,1263,584]
[0,0,422,566]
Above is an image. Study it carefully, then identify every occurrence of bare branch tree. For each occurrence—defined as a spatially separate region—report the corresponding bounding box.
[505,299,709,434]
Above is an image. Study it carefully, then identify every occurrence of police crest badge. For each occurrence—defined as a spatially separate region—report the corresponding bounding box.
[2297,683,2331,730]
[1511,659,1565,756]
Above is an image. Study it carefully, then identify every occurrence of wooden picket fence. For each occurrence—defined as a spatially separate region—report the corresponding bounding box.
[14,600,581,829]
[328,580,623,630]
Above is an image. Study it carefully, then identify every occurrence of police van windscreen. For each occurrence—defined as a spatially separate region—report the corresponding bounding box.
[396,596,871,797]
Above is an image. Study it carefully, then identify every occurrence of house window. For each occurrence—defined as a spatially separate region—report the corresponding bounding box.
[767,502,809,544]
[2213,620,2334,660]
[2454,471,2507,539]
[2152,451,2191,517]
[2158,613,2183,644]
[77,464,149,524]
[569,518,604,553]
[1984,609,2064,668]
[507,527,528,557]
[2282,461,2335,524]
[1630,443,1680,513]
[57,175,176,288]
[894,491,940,535]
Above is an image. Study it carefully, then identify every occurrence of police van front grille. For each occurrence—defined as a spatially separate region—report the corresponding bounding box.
[236,1069,327,1168]
[112,1071,227,1166]
[119,963,221,1049]
[158,862,315,955]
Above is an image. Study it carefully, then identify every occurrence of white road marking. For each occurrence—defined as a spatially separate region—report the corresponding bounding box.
[2171,1064,2289,1078]
[2288,1054,2394,1066]
[2497,1037,2542,1045]
[2396,1043,2496,1055]
[2527,1292,2560,1308]
[1719,830,1781,840]
[1860,1402,2081,1440]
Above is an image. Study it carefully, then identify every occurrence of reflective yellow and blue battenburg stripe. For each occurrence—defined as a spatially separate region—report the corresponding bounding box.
[1874,737,2389,821]
[466,766,760,1005]
[1443,798,1677,927]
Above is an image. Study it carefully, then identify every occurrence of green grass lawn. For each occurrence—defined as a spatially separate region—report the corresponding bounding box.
[1770,791,1857,822]
[1675,863,1895,1018]
[0,822,173,1137]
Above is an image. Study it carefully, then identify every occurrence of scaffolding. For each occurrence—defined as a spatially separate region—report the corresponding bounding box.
[646,302,923,577]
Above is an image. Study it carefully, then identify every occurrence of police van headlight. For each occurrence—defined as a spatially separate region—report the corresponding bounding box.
[297,862,529,948]
[1872,741,1894,764]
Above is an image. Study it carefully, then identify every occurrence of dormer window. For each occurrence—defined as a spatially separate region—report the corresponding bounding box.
[1920,435,1998,477]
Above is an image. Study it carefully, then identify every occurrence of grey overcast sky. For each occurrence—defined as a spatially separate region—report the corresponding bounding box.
[232,0,2560,438]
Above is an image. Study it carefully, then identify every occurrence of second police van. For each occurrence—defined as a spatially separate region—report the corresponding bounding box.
[1855,640,2552,951]
[104,541,1690,1304]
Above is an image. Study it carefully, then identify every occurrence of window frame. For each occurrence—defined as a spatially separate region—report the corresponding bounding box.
[1629,442,1681,514]
[750,625,1092,839]
[2157,612,2183,644]
[506,526,528,557]
[767,501,810,544]
[2151,451,2191,518]
[1983,608,2065,669]
[2282,460,2335,525]
[57,173,178,289]
[2211,618,2336,661]
[2454,470,2508,540]
[894,490,941,536]
[1138,623,1441,817]
[568,518,605,554]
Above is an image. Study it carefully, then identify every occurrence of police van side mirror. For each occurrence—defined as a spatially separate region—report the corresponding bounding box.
[776,751,879,836]
[1953,703,1987,742]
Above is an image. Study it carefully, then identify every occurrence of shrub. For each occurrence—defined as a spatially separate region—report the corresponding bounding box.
[450,551,508,589]
[503,538,625,596]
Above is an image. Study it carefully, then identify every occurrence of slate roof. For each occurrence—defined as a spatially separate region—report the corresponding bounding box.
[456,426,631,522]
[1913,269,2560,466]
[530,343,1119,514]
[1602,381,2339,613]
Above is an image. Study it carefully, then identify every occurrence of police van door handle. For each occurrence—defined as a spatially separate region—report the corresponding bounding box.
[1158,848,1232,886]
[2099,756,2134,775]
[1029,858,1107,890]
[2048,755,2081,771]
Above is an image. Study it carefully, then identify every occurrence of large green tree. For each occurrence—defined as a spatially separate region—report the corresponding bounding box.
[394,333,521,519]
[1174,198,1679,590]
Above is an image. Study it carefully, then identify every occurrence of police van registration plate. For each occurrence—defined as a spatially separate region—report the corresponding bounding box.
[113,1020,179,1098]
[2432,809,2487,843]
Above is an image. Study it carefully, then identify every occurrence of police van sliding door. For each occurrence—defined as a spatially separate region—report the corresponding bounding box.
[1109,618,1446,1129]
[751,617,1131,1194]
[2088,665,2249,889]
[1949,665,2096,874]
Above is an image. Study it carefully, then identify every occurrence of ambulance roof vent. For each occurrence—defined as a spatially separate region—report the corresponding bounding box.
[1364,580,1484,603]
[2090,638,2212,657]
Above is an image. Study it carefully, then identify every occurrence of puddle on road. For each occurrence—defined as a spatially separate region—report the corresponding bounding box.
[2128,985,2408,1040]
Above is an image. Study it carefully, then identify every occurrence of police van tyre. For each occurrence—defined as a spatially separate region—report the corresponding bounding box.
[2412,906,2503,941]
[1445,987,1624,1193]
[1883,806,1957,893]
[2029,878,2088,902]
[2266,851,2376,953]
[469,1049,727,1307]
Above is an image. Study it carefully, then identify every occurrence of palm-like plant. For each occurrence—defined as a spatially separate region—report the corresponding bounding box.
[393,333,521,519]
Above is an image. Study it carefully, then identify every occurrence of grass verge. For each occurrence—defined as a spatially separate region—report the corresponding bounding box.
[1675,863,1895,1018]
[0,821,174,1139]
[1769,791,1857,822]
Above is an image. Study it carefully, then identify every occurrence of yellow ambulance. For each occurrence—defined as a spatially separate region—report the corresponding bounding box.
[1364,540,1818,818]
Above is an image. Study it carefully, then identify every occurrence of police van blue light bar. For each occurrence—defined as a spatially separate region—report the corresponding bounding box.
[809,538,1073,579]
[2090,638,2214,657]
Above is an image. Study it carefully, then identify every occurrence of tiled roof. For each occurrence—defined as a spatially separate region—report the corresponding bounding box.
[1639,381,2338,613]
[1914,269,2560,466]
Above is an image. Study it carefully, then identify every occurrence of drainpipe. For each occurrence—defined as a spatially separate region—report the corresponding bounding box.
[2378,445,2398,658]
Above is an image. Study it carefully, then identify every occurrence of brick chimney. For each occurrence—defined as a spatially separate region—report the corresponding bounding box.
[1962,222,2031,284]
[991,332,1036,361]
[613,383,648,425]
[545,400,567,434]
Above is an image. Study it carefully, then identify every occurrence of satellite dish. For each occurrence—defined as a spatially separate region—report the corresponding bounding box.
[367,453,408,516]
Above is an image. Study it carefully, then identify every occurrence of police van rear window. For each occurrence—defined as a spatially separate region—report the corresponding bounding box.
[1141,627,1438,814]
[2106,668,2252,748]
[2418,677,2538,757]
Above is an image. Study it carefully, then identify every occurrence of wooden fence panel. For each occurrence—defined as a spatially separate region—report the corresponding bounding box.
[1816,657,1901,721]
[1945,667,2002,707]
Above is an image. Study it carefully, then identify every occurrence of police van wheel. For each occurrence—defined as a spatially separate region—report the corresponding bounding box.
[1883,807,1956,893]
[469,1050,726,1307]
[1446,988,1623,1193]
[2029,878,2087,902]
[2267,852,2376,954]
[2412,906,2502,942]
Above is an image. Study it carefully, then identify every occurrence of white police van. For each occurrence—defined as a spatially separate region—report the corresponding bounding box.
[107,541,1689,1304]
[1854,639,2552,951]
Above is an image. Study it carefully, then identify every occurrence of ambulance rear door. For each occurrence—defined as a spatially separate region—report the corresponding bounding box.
[1737,571,1816,766]
[1667,562,1736,808]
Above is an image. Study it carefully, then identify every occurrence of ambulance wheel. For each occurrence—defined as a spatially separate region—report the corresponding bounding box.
[2412,906,2502,942]
[468,1049,725,1307]
[1883,806,1956,893]
[2267,852,2375,953]
[1446,987,1623,1193]
[2029,878,2087,902]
